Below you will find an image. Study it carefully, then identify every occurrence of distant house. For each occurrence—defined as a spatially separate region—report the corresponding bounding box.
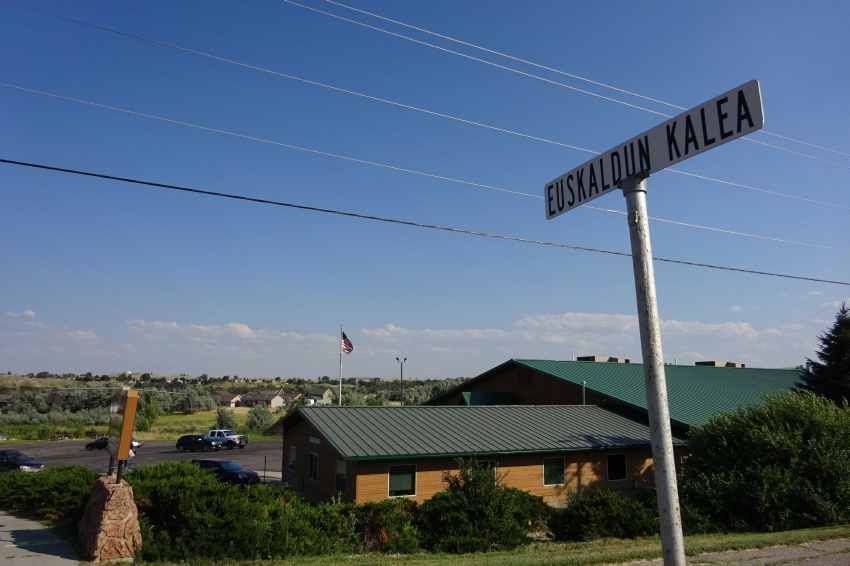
[240,389,290,410]
[282,405,685,505]
[215,392,242,408]
[304,386,334,406]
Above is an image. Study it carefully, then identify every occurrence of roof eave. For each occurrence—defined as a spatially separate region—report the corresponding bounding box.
[340,440,684,462]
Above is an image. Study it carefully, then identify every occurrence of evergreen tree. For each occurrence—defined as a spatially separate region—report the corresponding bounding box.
[797,302,850,405]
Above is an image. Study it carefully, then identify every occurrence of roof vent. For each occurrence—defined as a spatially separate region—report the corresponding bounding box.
[695,360,746,368]
[577,355,631,364]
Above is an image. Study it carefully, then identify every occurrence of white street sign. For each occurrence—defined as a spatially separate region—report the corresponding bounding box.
[545,80,764,220]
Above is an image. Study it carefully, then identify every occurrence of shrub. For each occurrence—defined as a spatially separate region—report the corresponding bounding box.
[681,391,850,532]
[352,498,420,553]
[0,466,97,525]
[214,407,237,430]
[247,405,273,433]
[550,488,657,541]
[417,459,544,553]
[127,462,358,561]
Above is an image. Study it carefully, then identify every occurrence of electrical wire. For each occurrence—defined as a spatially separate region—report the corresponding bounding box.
[1,82,843,247]
[20,17,850,208]
[321,0,850,161]
[286,0,850,167]
[1,157,847,287]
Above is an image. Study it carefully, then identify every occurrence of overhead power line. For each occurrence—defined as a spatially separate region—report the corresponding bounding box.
[286,0,850,168]
[322,0,850,161]
[1,82,841,248]
[1,157,847,287]
[46,18,849,212]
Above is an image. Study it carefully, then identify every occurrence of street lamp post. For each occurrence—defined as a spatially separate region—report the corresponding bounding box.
[395,357,407,406]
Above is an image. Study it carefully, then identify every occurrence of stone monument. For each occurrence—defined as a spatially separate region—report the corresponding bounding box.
[78,476,142,562]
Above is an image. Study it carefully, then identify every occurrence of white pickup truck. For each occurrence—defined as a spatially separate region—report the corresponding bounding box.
[205,429,248,450]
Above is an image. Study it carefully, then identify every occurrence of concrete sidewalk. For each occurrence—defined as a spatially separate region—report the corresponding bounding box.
[0,511,78,565]
[629,538,850,565]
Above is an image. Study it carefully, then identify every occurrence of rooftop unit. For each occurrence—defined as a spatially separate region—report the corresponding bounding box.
[695,360,746,368]
[577,355,631,364]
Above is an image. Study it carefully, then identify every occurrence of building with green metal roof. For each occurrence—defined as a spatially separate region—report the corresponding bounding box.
[426,358,801,435]
[282,405,685,504]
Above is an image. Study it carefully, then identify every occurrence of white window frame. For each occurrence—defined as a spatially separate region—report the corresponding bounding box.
[387,463,417,498]
[543,456,566,486]
[606,453,628,482]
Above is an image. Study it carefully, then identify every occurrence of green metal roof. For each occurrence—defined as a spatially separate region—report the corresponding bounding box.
[288,405,682,461]
[513,359,800,428]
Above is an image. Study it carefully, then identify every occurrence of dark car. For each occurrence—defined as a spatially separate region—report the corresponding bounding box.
[0,450,44,472]
[176,435,222,452]
[191,459,259,485]
[86,437,109,450]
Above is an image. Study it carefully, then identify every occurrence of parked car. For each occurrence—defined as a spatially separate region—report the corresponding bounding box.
[205,429,247,450]
[0,450,44,472]
[191,459,259,485]
[86,437,108,450]
[86,437,143,451]
[176,435,222,452]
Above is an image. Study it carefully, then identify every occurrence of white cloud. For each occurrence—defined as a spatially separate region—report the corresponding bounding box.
[5,308,35,320]
[820,298,849,310]
[0,308,829,377]
[730,305,743,312]
[360,310,819,372]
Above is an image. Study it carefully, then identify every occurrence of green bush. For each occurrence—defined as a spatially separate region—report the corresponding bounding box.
[551,488,657,541]
[681,391,850,532]
[214,407,237,430]
[0,466,97,525]
[417,460,544,553]
[247,405,273,433]
[127,462,358,561]
[352,498,420,553]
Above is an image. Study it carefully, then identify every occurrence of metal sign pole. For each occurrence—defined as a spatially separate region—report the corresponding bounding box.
[621,176,686,566]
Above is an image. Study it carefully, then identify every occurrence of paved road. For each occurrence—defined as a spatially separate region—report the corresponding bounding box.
[3,439,283,475]
[0,512,78,566]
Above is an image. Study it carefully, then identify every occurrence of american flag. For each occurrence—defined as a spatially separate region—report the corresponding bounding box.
[341,331,354,354]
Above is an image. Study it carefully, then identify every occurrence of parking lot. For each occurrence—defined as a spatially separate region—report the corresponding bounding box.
[3,439,282,476]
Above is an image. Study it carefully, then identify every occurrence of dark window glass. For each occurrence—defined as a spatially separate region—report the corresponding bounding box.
[308,453,319,480]
[389,465,416,496]
[607,454,627,481]
[543,457,565,485]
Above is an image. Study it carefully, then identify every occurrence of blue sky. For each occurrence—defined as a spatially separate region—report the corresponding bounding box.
[1,1,848,377]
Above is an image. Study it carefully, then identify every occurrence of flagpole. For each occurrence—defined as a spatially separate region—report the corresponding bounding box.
[338,325,343,406]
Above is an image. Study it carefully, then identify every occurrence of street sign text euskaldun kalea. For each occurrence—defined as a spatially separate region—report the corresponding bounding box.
[541,81,764,566]
[544,80,764,219]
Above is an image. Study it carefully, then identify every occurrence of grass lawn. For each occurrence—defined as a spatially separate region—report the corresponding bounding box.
[146,524,850,566]
[135,408,280,441]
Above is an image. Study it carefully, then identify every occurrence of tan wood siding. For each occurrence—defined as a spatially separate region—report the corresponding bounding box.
[352,447,684,505]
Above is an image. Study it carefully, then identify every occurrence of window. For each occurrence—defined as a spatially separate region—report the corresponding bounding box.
[335,459,347,494]
[308,453,318,481]
[543,457,565,485]
[388,464,416,497]
[607,454,627,481]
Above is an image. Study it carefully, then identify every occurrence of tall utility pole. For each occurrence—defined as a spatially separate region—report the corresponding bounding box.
[395,357,406,405]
